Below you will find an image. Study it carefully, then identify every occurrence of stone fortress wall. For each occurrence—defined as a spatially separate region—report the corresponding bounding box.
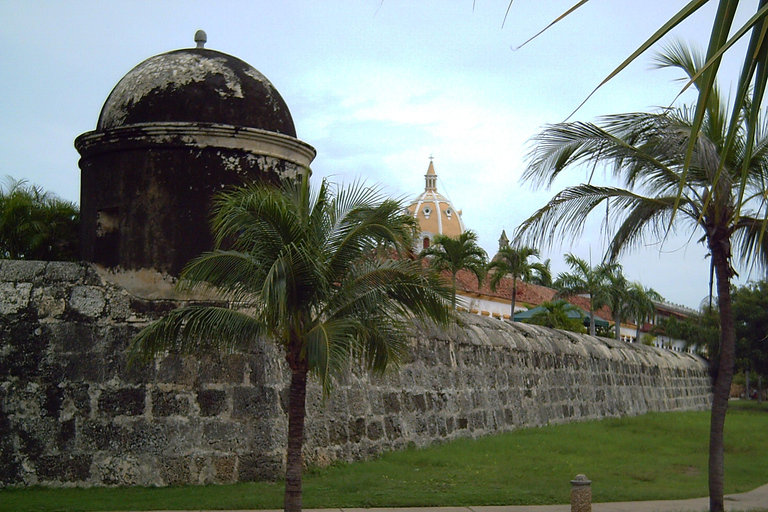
[0,260,712,487]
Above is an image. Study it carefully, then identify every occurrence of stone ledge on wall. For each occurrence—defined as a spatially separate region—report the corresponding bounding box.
[0,260,712,487]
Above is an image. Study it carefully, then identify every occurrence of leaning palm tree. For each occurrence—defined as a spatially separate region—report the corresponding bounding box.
[624,282,663,343]
[129,175,453,512]
[516,42,768,512]
[420,230,487,309]
[552,253,614,337]
[487,245,546,317]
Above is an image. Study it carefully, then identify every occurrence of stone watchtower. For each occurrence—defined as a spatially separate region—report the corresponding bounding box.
[75,31,315,275]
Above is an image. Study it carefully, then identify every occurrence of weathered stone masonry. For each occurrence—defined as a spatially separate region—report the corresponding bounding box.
[0,260,712,487]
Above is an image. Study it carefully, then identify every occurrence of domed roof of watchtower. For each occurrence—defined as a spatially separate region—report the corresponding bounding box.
[97,38,296,135]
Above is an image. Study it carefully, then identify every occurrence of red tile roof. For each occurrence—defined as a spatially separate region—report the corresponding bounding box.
[452,268,613,321]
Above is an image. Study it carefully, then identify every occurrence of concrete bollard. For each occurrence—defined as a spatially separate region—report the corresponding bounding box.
[570,474,592,512]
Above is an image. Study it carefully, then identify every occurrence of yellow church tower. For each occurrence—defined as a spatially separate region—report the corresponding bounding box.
[406,158,465,253]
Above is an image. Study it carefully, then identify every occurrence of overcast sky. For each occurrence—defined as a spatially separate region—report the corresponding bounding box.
[1,1,762,309]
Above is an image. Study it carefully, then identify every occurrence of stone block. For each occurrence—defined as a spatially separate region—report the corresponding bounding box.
[197,389,228,417]
[18,428,47,461]
[152,390,190,417]
[382,392,401,414]
[213,455,237,483]
[45,262,86,283]
[328,419,348,445]
[81,420,130,452]
[0,282,33,315]
[199,354,246,384]
[127,420,170,455]
[95,454,157,486]
[2,323,47,380]
[384,416,402,440]
[0,260,46,282]
[98,388,145,417]
[348,418,365,443]
[56,419,77,452]
[232,386,277,419]
[156,355,196,385]
[36,454,92,482]
[238,453,282,481]
[47,322,97,353]
[69,286,106,318]
[202,421,251,452]
[159,456,191,486]
[366,420,383,441]
[412,393,427,412]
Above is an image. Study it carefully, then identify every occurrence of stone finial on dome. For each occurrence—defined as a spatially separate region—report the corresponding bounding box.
[194,29,207,49]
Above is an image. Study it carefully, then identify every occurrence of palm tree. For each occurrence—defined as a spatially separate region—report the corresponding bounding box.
[505,3,768,228]
[487,245,546,317]
[0,176,79,261]
[420,230,487,309]
[552,254,613,337]
[593,263,630,342]
[525,299,586,333]
[128,175,453,512]
[624,282,663,343]
[528,257,553,287]
[515,43,768,512]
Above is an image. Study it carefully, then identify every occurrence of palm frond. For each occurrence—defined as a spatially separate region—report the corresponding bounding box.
[129,306,266,363]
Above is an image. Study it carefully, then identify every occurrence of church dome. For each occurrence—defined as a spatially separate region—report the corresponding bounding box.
[407,160,465,251]
[97,47,296,136]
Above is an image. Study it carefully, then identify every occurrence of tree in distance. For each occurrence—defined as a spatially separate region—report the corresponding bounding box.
[420,230,487,309]
[515,42,768,512]
[623,282,663,343]
[0,176,79,261]
[129,175,453,512]
[524,299,586,334]
[487,245,547,318]
[552,253,614,337]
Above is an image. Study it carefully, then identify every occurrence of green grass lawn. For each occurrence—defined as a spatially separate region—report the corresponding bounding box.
[2,401,767,512]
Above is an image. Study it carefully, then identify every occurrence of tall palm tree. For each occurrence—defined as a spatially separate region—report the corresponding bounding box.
[624,282,663,343]
[420,230,487,309]
[505,3,768,230]
[593,263,630,342]
[516,43,768,512]
[487,245,546,317]
[129,175,452,512]
[552,253,614,337]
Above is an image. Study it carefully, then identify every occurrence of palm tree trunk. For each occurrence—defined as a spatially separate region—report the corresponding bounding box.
[284,358,308,512]
[510,277,517,318]
[708,237,736,512]
[588,294,596,336]
[614,310,622,342]
[451,272,457,310]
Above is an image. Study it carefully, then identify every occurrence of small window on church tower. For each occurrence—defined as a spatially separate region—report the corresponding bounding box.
[422,206,431,218]
[423,237,430,249]
[445,208,452,219]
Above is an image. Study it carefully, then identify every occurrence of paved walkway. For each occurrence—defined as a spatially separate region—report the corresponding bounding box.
[143,482,768,512]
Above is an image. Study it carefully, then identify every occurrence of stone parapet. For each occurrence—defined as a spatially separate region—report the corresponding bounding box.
[0,261,712,487]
